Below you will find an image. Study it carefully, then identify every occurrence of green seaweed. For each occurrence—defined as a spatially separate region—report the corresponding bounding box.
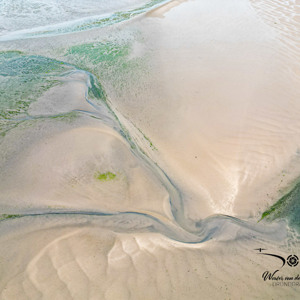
[137,127,157,151]
[88,75,107,102]
[65,36,146,80]
[65,40,137,84]
[0,214,21,220]
[67,43,144,151]
[66,42,129,66]
[260,198,286,221]
[260,179,300,231]
[94,171,116,181]
[0,50,24,62]
[64,38,148,120]
[0,51,72,133]
[50,111,79,123]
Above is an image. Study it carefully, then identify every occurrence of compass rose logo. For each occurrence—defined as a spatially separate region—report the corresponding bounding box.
[287,255,299,267]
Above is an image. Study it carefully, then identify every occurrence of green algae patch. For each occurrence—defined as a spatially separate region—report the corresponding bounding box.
[260,199,285,221]
[65,40,144,85]
[67,42,130,66]
[94,171,116,181]
[0,214,21,221]
[260,179,300,231]
[64,37,147,92]
[0,50,24,62]
[142,133,157,151]
[50,111,79,123]
[0,51,72,133]
[137,127,157,151]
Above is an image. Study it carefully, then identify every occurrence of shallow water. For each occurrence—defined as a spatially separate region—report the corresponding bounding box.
[0,0,170,40]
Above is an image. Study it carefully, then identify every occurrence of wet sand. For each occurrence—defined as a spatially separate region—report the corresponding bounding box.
[0,0,300,299]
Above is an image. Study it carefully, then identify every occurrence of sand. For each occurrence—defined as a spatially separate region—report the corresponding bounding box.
[104,0,300,220]
[0,215,298,299]
[0,0,300,299]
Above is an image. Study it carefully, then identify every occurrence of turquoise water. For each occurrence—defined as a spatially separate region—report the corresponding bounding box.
[261,180,300,230]
[0,0,169,41]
